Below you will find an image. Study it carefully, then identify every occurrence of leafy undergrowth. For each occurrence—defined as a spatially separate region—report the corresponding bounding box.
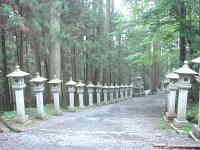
[177,102,198,134]
[187,103,198,124]
[2,104,61,121]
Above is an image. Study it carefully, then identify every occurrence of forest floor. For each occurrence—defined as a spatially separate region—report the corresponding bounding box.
[0,93,199,150]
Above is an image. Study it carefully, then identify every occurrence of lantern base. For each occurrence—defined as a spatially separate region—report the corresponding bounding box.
[15,115,29,124]
[173,118,188,128]
[36,113,48,120]
[54,110,63,116]
[192,124,200,139]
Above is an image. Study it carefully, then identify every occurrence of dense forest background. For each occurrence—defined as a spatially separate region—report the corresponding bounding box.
[0,0,200,110]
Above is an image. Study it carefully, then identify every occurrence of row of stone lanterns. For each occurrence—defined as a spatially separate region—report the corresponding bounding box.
[165,61,199,129]
[6,65,137,124]
[6,66,63,123]
[65,79,134,109]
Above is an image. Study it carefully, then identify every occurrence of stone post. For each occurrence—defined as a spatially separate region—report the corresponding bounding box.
[76,81,85,108]
[129,85,133,98]
[7,65,29,123]
[87,81,95,106]
[96,82,102,105]
[173,61,197,127]
[109,84,114,104]
[30,72,47,120]
[120,85,124,101]
[48,75,62,115]
[125,85,128,99]
[103,84,108,104]
[165,70,179,120]
[115,85,119,103]
[65,77,77,110]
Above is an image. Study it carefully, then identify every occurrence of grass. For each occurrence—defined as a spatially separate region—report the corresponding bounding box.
[187,103,198,124]
[181,123,194,133]
[2,104,61,121]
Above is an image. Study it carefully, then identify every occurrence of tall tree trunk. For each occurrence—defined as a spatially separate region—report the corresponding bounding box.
[1,29,11,104]
[151,41,160,92]
[49,0,61,78]
[177,0,187,65]
[104,0,111,84]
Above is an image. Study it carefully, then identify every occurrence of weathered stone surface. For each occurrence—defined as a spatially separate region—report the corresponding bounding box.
[192,125,200,139]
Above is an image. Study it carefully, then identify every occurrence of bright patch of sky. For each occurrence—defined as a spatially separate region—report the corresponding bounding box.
[115,0,130,16]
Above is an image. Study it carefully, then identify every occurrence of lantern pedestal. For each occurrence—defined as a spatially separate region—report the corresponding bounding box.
[68,87,76,110]
[35,89,47,120]
[173,84,191,127]
[103,86,108,104]
[78,90,84,108]
[52,89,62,115]
[96,88,102,105]
[76,81,85,108]
[88,89,94,106]
[109,88,114,104]
[120,88,124,101]
[66,78,77,110]
[165,83,177,120]
[115,87,119,103]
[14,87,29,123]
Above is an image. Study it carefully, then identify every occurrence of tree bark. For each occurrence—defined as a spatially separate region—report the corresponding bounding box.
[49,0,61,78]
[1,29,11,105]
[151,41,160,92]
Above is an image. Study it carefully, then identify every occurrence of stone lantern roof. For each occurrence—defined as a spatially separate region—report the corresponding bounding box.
[103,83,109,88]
[87,81,95,88]
[76,80,85,87]
[48,75,62,84]
[30,72,47,83]
[120,85,125,88]
[136,76,142,80]
[110,83,115,89]
[192,57,200,64]
[96,82,102,88]
[7,65,29,78]
[65,77,77,86]
[166,72,179,80]
[174,61,198,75]
[115,84,120,88]
[165,68,179,80]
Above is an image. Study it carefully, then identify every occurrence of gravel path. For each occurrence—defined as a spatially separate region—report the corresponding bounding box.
[0,93,198,150]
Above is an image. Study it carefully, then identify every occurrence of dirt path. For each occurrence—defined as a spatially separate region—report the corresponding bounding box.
[0,93,198,150]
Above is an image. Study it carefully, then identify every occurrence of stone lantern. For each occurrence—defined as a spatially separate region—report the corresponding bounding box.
[191,57,200,138]
[48,75,62,115]
[125,85,129,99]
[7,65,29,123]
[87,81,95,106]
[109,83,115,104]
[129,84,133,98]
[136,76,144,96]
[65,77,77,110]
[165,69,179,120]
[120,85,124,101]
[96,82,102,105]
[30,72,47,120]
[76,80,85,108]
[173,61,198,127]
[115,84,120,103]
[103,83,109,104]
